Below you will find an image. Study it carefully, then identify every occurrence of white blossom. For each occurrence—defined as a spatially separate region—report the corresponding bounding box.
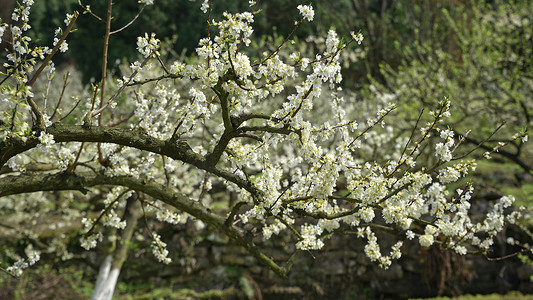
[419,234,434,247]
[297,5,314,22]
[138,0,154,5]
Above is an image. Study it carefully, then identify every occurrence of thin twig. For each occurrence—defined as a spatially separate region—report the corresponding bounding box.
[486,250,523,261]
[0,266,18,278]
[258,17,304,66]
[0,59,24,86]
[28,12,78,87]
[59,94,83,122]
[105,110,135,127]
[66,142,85,174]
[98,0,113,126]
[110,4,146,34]
[78,0,105,22]
[452,123,505,160]
[91,54,153,118]
[26,11,79,128]
[85,189,131,236]
[50,71,70,121]
[43,73,53,111]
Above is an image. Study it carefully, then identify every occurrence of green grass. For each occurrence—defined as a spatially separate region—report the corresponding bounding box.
[0,264,93,300]
[410,291,533,300]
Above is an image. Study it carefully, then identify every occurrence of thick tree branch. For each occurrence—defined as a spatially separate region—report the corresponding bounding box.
[0,124,262,199]
[0,171,289,278]
[213,73,233,132]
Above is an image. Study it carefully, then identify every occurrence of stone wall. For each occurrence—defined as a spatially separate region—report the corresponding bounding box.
[118,219,533,299]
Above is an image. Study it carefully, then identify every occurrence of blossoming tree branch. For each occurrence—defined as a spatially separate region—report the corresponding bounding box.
[0,0,526,286]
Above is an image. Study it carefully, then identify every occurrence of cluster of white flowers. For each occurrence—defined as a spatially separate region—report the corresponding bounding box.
[200,0,210,13]
[512,131,529,144]
[64,13,74,25]
[359,227,398,268]
[80,232,103,250]
[151,234,171,264]
[0,23,7,41]
[214,11,254,47]
[350,31,364,45]
[55,146,76,171]
[138,0,154,5]
[2,0,51,88]
[156,208,181,224]
[242,165,284,220]
[296,224,324,250]
[102,209,127,229]
[12,0,33,30]
[134,86,183,139]
[434,128,454,162]
[437,166,461,184]
[262,219,288,240]
[419,234,434,247]
[37,131,55,147]
[5,245,40,277]
[297,5,315,22]
[42,113,53,127]
[169,61,185,75]
[53,30,69,53]
[137,33,160,57]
